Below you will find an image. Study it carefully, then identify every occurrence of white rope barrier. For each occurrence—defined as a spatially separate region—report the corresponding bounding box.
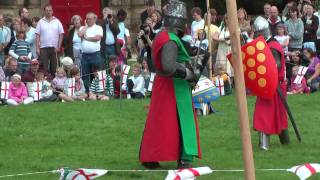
[0,168,290,178]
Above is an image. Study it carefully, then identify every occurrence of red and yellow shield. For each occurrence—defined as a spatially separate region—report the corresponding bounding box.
[227,36,278,99]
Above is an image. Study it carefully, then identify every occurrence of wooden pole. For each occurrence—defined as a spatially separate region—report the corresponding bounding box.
[206,0,212,80]
[225,1,256,179]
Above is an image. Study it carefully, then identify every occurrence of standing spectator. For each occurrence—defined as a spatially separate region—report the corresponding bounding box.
[36,4,64,76]
[78,12,103,92]
[274,23,290,53]
[149,10,162,33]
[264,3,272,19]
[140,0,161,26]
[0,13,11,66]
[285,7,304,51]
[268,6,283,36]
[101,7,120,65]
[4,57,18,81]
[21,18,37,58]
[314,5,320,54]
[214,15,233,78]
[209,8,220,26]
[18,7,29,19]
[31,16,40,28]
[302,3,318,51]
[9,29,32,74]
[65,15,83,70]
[116,9,128,65]
[191,7,205,41]
[6,17,21,56]
[237,8,251,42]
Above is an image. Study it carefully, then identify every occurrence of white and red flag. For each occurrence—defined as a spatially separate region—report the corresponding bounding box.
[121,65,130,85]
[287,163,320,180]
[165,167,213,180]
[59,167,108,180]
[31,81,43,101]
[293,66,308,84]
[214,77,225,96]
[97,70,106,91]
[66,78,75,97]
[147,72,156,91]
[0,81,10,100]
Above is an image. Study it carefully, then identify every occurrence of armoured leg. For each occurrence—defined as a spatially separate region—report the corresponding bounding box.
[279,129,290,144]
[258,132,270,151]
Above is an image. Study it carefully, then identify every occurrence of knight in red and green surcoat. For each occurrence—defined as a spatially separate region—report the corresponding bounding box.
[139,0,201,169]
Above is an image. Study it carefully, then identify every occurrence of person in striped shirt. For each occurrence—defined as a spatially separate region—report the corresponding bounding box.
[88,67,114,100]
[9,29,32,74]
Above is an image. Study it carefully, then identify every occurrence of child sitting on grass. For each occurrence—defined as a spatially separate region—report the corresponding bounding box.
[88,66,114,100]
[52,67,67,94]
[34,72,57,101]
[7,74,33,106]
[59,67,87,102]
[113,65,127,98]
[213,65,232,95]
[289,66,310,94]
[127,63,145,99]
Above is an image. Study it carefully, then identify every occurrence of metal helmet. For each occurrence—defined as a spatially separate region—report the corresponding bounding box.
[163,0,187,31]
[253,16,271,40]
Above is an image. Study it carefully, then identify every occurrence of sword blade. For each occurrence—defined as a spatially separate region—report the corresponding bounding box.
[276,86,302,142]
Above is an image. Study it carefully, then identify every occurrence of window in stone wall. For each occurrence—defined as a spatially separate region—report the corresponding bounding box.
[0,0,15,5]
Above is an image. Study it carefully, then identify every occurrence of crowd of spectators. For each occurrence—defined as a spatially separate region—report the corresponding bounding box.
[0,0,319,107]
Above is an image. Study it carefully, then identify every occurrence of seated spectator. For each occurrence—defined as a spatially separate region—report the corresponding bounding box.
[22,58,52,82]
[141,58,150,89]
[108,55,117,78]
[34,72,57,102]
[4,57,18,81]
[306,53,320,92]
[61,56,75,77]
[289,65,310,94]
[52,67,67,94]
[113,65,127,98]
[59,66,87,102]
[127,63,145,99]
[213,65,232,95]
[88,66,114,100]
[7,74,33,106]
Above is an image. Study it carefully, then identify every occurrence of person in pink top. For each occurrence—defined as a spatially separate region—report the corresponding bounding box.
[7,74,33,106]
[35,3,64,76]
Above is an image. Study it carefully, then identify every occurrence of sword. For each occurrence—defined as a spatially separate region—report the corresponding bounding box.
[276,86,302,142]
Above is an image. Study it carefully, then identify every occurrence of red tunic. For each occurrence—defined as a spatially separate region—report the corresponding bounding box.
[139,32,201,162]
[253,40,288,135]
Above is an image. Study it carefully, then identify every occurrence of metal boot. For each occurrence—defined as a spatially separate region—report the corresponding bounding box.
[279,129,290,144]
[258,132,269,151]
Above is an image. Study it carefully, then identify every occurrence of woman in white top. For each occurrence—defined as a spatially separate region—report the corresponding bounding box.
[65,15,82,72]
[213,15,233,78]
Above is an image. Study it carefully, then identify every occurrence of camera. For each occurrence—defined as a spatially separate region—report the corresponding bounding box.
[107,14,112,19]
[141,24,150,35]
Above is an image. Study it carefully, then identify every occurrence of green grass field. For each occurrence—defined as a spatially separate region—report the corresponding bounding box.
[0,92,320,180]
